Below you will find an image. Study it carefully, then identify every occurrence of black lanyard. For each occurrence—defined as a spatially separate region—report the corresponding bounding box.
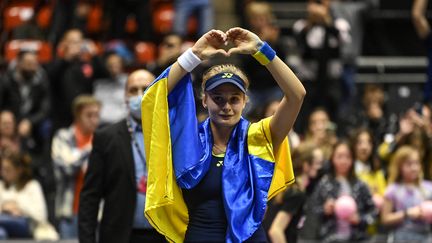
[126,118,146,170]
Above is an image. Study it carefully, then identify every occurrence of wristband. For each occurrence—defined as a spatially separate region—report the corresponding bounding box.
[252,42,276,65]
[177,48,202,72]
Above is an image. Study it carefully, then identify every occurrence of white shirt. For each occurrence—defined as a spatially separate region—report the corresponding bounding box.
[0,180,48,224]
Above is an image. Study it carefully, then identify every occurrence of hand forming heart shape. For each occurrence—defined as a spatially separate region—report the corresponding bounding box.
[191,27,263,60]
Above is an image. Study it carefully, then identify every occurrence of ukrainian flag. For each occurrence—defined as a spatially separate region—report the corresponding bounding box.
[142,66,294,243]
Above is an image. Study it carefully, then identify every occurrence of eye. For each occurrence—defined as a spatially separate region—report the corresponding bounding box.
[212,95,224,103]
[128,87,138,95]
[230,96,241,104]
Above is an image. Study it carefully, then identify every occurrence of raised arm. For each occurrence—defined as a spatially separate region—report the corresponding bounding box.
[167,30,228,93]
[413,0,430,39]
[226,27,306,152]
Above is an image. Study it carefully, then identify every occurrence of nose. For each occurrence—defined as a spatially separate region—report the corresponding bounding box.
[221,102,231,112]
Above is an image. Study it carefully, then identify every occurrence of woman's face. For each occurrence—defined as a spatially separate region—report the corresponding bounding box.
[203,83,246,128]
[308,110,330,140]
[355,132,372,163]
[1,159,20,184]
[0,111,16,137]
[401,152,421,183]
[332,144,353,177]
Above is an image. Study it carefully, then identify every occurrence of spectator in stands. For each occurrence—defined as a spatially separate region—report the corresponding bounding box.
[381,146,432,242]
[45,0,88,45]
[378,107,432,179]
[309,141,376,243]
[147,33,184,77]
[0,152,57,240]
[292,0,350,124]
[350,128,387,235]
[48,29,105,134]
[330,0,378,104]
[79,70,166,243]
[266,142,324,243]
[304,108,337,160]
[93,52,128,126]
[0,111,21,156]
[52,95,101,239]
[342,84,389,144]
[351,128,386,213]
[412,0,432,103]
[242,1,286,118]
[173,0,213,38]
[0,51,50,154]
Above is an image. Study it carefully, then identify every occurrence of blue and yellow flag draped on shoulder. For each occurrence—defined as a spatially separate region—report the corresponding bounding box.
[141,66,294,243]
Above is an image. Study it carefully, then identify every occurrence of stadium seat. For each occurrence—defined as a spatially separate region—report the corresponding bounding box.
[135,42,156,64]
[5,40,52,63]
[152,3,175,35]
[3,2,34,31]
[126,15,138,34]
[36,5,53,30]
[86,4,103,33]
[152,2,198,36]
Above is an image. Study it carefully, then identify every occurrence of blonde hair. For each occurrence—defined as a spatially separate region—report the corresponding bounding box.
[201,64,250,92]
[245,2,275,22]
[388,146,422,184]
[72,95,101,118]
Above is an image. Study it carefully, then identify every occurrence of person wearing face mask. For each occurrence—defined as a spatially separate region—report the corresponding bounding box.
[78,70,166,243]
[0,50,51,154]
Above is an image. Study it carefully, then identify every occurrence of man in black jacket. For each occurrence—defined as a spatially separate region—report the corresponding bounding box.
[47,29,105,135]
[0,50,51,153]
[78,70,166,243]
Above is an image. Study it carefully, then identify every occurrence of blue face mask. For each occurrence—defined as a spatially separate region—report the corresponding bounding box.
[128,95,142,120]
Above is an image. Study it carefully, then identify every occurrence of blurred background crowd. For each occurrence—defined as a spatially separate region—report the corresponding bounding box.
[0,0,432,242]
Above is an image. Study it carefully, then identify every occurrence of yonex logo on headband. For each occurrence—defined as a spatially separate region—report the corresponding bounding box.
[205,72,247,93]
[222,73,234,78]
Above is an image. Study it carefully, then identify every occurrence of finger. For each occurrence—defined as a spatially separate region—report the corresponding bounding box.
[227,27,245,35]
[227,47,245,56]
[214,49,229,56]
[226,28,241,41]
[203,49,228,58]
[208,29,226,43]
[215,29,227,42]
[226,27,246,38]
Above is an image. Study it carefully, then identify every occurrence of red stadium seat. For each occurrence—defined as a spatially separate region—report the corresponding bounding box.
[86,4,103,33]
[135,42,156,64]
[126,15,138,34]
[36,5,53,30]
[3,3,34,31]
[152,2,198,36]
[152,3,174,35]
[5,40,52,63]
